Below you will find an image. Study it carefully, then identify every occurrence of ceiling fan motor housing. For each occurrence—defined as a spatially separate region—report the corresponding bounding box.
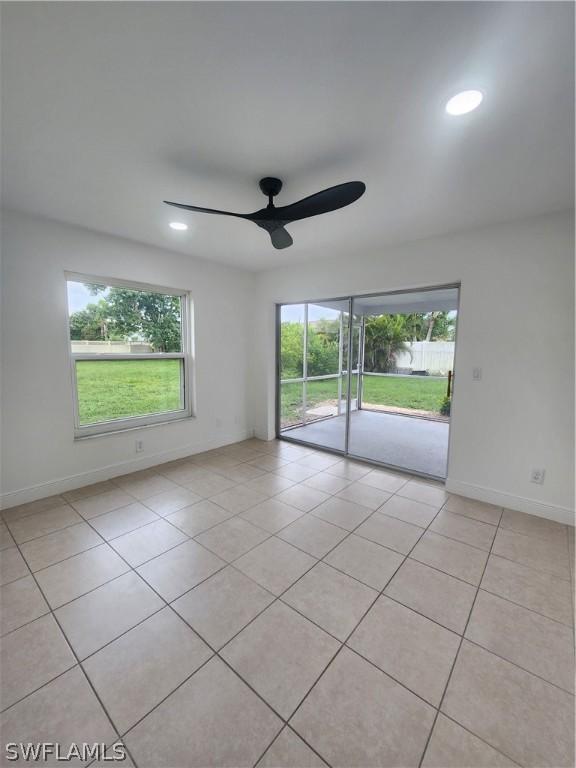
[259,177,283,198]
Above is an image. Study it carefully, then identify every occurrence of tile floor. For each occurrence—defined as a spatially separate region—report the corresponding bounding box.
[0,438,574,767]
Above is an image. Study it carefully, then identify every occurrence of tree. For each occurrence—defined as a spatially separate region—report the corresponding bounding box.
[82,285,182,352]
[69,300,111,341]
[363,315,411,373]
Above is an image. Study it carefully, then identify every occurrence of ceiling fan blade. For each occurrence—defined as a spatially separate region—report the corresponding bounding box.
[273,181,365,223]
[163,201,248,219]
[269,226,293,249]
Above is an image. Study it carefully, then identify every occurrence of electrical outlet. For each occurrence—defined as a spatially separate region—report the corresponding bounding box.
[530,468,545,485]
[135,440,144,453]
[472,367,482,381]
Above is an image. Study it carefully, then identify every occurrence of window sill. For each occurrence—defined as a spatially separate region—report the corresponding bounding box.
[74,414,195,440]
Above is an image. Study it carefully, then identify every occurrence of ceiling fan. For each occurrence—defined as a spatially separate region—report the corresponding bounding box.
[164,177,366,250]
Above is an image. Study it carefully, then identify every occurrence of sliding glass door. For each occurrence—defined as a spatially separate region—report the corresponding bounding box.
[277,285,459,480]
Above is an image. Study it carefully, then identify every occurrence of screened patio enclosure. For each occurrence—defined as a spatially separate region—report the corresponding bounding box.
[277,286,459,479]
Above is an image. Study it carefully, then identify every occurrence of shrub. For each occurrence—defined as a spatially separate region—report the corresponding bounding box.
[439,396,451,416]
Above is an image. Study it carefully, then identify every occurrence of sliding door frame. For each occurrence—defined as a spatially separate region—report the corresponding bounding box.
[276,282,461,482]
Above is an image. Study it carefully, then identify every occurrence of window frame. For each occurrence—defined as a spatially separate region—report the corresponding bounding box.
[65,272,194,438]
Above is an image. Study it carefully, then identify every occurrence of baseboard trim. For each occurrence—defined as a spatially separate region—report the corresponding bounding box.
[0,429,253,510]
[445,478,575,526]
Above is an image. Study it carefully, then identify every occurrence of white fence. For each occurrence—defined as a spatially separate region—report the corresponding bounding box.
[394,341,454,375]
[70,341,154,354]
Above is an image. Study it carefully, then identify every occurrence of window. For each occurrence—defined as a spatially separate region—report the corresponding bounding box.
[66,274,192,436]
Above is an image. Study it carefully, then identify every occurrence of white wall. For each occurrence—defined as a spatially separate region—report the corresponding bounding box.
[253,211,575,524]
[0,210,256,506]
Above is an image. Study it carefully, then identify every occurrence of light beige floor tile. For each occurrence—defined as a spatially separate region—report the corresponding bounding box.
[443,495,502,525]
[348,595,460,706]
[325,460,371,481]
[217,463,268,483]
[247,455,291,472]
[183,472,238,498]
[283,562,377,641]
[277,514,348,558]
[63,480,116,503]
[356,511,424,555]
[411,531,488,585]
[297,453,342,471]
[422,714,517,767]
[19,522,102,572]
[0,667,117,766]
[55,571,163,659]
[1,495,66,524]
[0,614,76,709]
[303,472,352,495]
[358,468,409,493]
[481,554,574,626]
[385,557,476,633]
[0,546,29,585]
[172,566,274,649]
[396,479,449,509]
[275,463,320,482]
[195,517,269,562]
[142,487,202,516]
[8,505,82,544]
[325,534,404,590]
[0,576,49,635]
[35,544,129,608]
[210,485,268,514]
[221,601,339,718]
[380,495,438,528]
[84,608,212,733]
[244,473,296,497]
[0,522,15,551]
[125,656,282,767]
[500,508,567,543]
[115,474,179,501]
[258,727,327,767]
[430,510,496,551]
[159,461,207,485]
[71,488,135,519]
[311,497,372,532]
[466,590,575,693]
[442,640,575,768]
[291,647,435,768]
[274,485,330,512]
[165,500,233,537]
[89,502,159,541]
[240,498,304,533]
[336,481,391,510]
[234,537,316,596]
[109,519,188,567]
[137,539,225,601]
[492,528,570,580]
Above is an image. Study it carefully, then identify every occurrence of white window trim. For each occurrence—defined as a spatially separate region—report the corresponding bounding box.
[65,272,194,438]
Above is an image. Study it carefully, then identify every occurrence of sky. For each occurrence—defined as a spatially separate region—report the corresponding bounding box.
[66,281,108,314]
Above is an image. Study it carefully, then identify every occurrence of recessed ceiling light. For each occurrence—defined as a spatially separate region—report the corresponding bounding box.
[445,90,483,116]
[169,221,188,231]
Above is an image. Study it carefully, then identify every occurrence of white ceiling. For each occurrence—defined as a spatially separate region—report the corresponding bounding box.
[1,2,573,271]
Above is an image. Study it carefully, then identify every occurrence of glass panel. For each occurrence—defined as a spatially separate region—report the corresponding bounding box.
[349,291,458,478]
[279,299,349,452]
[67,280,183,354]
[76,359,184,425]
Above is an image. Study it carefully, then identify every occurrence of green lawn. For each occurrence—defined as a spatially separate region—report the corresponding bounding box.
[76,359,182,425]
[281,375,447,427]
